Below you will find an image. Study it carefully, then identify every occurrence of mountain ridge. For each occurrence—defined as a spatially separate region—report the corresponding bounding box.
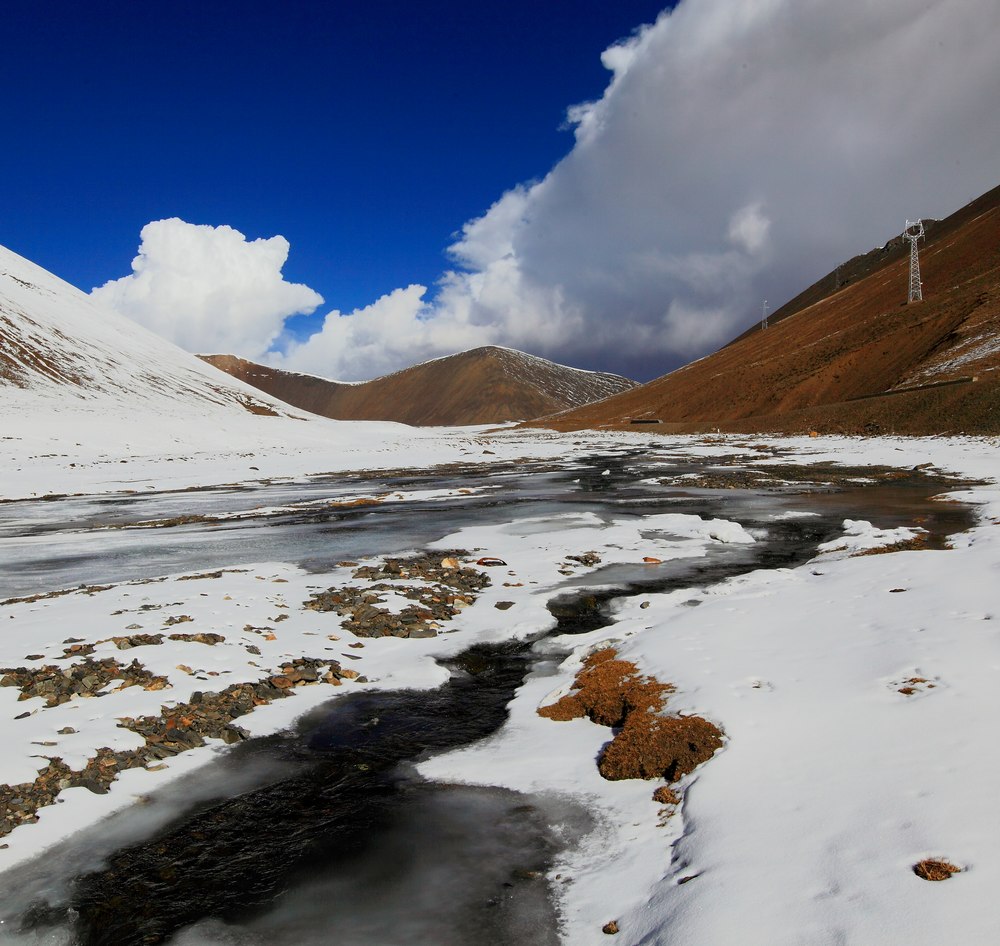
[201,346,636,426]
[540,183,1000,436]
[0,244,303,421]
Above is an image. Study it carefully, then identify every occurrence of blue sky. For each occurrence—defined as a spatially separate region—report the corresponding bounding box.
[4,1,998,382]
[2,1,666,313]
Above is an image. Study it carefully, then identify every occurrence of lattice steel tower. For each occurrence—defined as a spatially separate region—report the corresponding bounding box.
[903,219,924,303]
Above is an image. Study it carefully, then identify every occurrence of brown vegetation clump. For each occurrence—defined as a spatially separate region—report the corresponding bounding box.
[853,534,930,557]
[538,648,724,785]
[913,858,962,881]
[537,648,672,727]
[599,712,724,781]
[652,786,680,806]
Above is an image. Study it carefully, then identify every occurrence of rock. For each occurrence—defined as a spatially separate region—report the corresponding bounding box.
[167,632,225,646]
[603,921,620,935]
[494,601,515,610]
[642,556,662,564]
[304,554,489,639]
[111,633,164,649]
[0,657,169,706]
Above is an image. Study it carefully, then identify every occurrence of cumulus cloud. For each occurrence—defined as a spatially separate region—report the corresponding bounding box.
[91,219,323,357]
[96,0,1000,382]
[278,0,1000,381]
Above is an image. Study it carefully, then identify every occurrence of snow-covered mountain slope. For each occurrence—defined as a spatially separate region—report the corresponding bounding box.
[0,244,300,418]
[1,244,588,500]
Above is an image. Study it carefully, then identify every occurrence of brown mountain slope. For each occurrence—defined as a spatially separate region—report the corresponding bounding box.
[201,346,636,426]
[542,183,1000,436]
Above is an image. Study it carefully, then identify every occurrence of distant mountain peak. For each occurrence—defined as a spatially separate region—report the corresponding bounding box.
[201,348,636,426]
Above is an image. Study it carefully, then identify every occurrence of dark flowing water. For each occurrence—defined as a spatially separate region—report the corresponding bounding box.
[0,450,976,945]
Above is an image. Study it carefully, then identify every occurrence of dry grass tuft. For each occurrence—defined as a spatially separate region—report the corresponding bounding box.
[537,648,672,727]
[913,858,962,881]
[599,712,724,781]
[539,648,723,785]
[652,785,681,806]
[853,535,930,557]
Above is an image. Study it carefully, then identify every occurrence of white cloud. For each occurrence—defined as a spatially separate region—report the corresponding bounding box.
[91,219,323,358]
[728,204,771,257]
[96,0,1000,382]
[290,0,1000,381]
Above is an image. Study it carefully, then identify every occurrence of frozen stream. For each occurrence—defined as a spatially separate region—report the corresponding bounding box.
[0,449,975,945]
[0,449,970,600]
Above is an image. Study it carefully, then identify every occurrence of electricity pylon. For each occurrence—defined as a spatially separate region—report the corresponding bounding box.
[903,219,924,303]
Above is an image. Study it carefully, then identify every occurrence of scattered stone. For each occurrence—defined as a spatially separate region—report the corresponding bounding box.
[110,633,165,649]
[494,601,515,610]
[0,655,354,840]
[913,859,961,881]
[642,556,662,564]
[304,553,489,639]
[566,552,602,567]
[163,614,194,626]
[602,921,620,935]
[167,632,226,646]
[61,642,96,657]
[0,657,169,706]
[1,584,113,607]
